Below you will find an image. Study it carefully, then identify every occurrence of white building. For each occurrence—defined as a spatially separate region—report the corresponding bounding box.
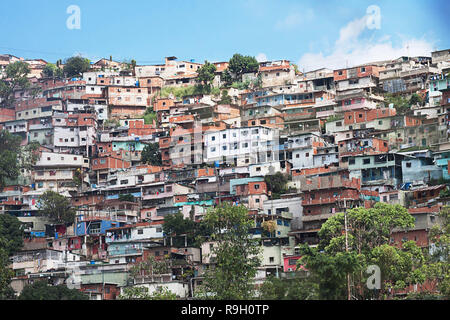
[204,126,280,166]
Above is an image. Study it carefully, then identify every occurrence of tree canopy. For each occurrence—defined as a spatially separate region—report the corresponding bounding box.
[197,204,261,299]
[63,56,91,78]
[196,61,217,89]
[0,130,22,190]
[259,274,319,300]
[0,213,24,299]
[119,286,177,300]
[37,190,76,225]
[42,63,63,78]
[426,206,450,298]
[264,172,288,199]
[162,212,212,247]
[297,203,430,299]
[0,248,15,300]
[18,280,89,300]
[227,53,259,81]
[0,213,24,257]
[0,61,30,107]
[141,143,162,166]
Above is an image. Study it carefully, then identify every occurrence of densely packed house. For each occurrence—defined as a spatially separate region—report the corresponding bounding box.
[1,50,450,299]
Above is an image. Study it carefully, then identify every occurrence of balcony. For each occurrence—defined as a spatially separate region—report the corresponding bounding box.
[89,228,101,234]
[284,111,316,121]
[142,191,174,200]
[108,248,142,257]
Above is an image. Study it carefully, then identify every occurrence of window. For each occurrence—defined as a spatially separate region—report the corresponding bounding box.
[137,229,143,235]
[406,162,411,168]
[336,121,342,127]
[363,158,370,164]
[349,158,355,165]
[269,257,274,263]
[254,184,260,190]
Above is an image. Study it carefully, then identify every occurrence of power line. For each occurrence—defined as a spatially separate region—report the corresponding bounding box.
[0,46,76,57]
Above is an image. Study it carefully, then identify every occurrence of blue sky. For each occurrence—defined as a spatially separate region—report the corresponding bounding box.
[1,0,449,70]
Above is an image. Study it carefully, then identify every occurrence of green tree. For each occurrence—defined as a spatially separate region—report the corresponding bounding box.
[0,130,22,190]
[409,93,423,106]
[220,69,233,87]
[426,206,450,298]
[0,61,30,107]
[162,212,203,247]
[0,213,23,300]
[37,191,76,225]
[227,54,259,82]
[0,248,15,300]
[370,241,426,297]
[297,244,363,300]
[264,172,288,199]
[0,214,24,256]
[42,63,63,79]
[118,286,150,300]
[18,280,88,300]
[63,56,91,78]
[142,107,158,125]
[119,286,177,300]
[302,202,421,299]
[259,274,319,300]
[141,143,162,166]
[198,204,261,299]
[318,203,415,255]
[384,93,410,115]
[196,61,217,89]
[218,90,232,104]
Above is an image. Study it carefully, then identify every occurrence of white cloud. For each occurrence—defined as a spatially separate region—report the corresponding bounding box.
[298,14,435,72]
[335,16,367,48]
[275,9,314,30]
[256,53,268,62]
